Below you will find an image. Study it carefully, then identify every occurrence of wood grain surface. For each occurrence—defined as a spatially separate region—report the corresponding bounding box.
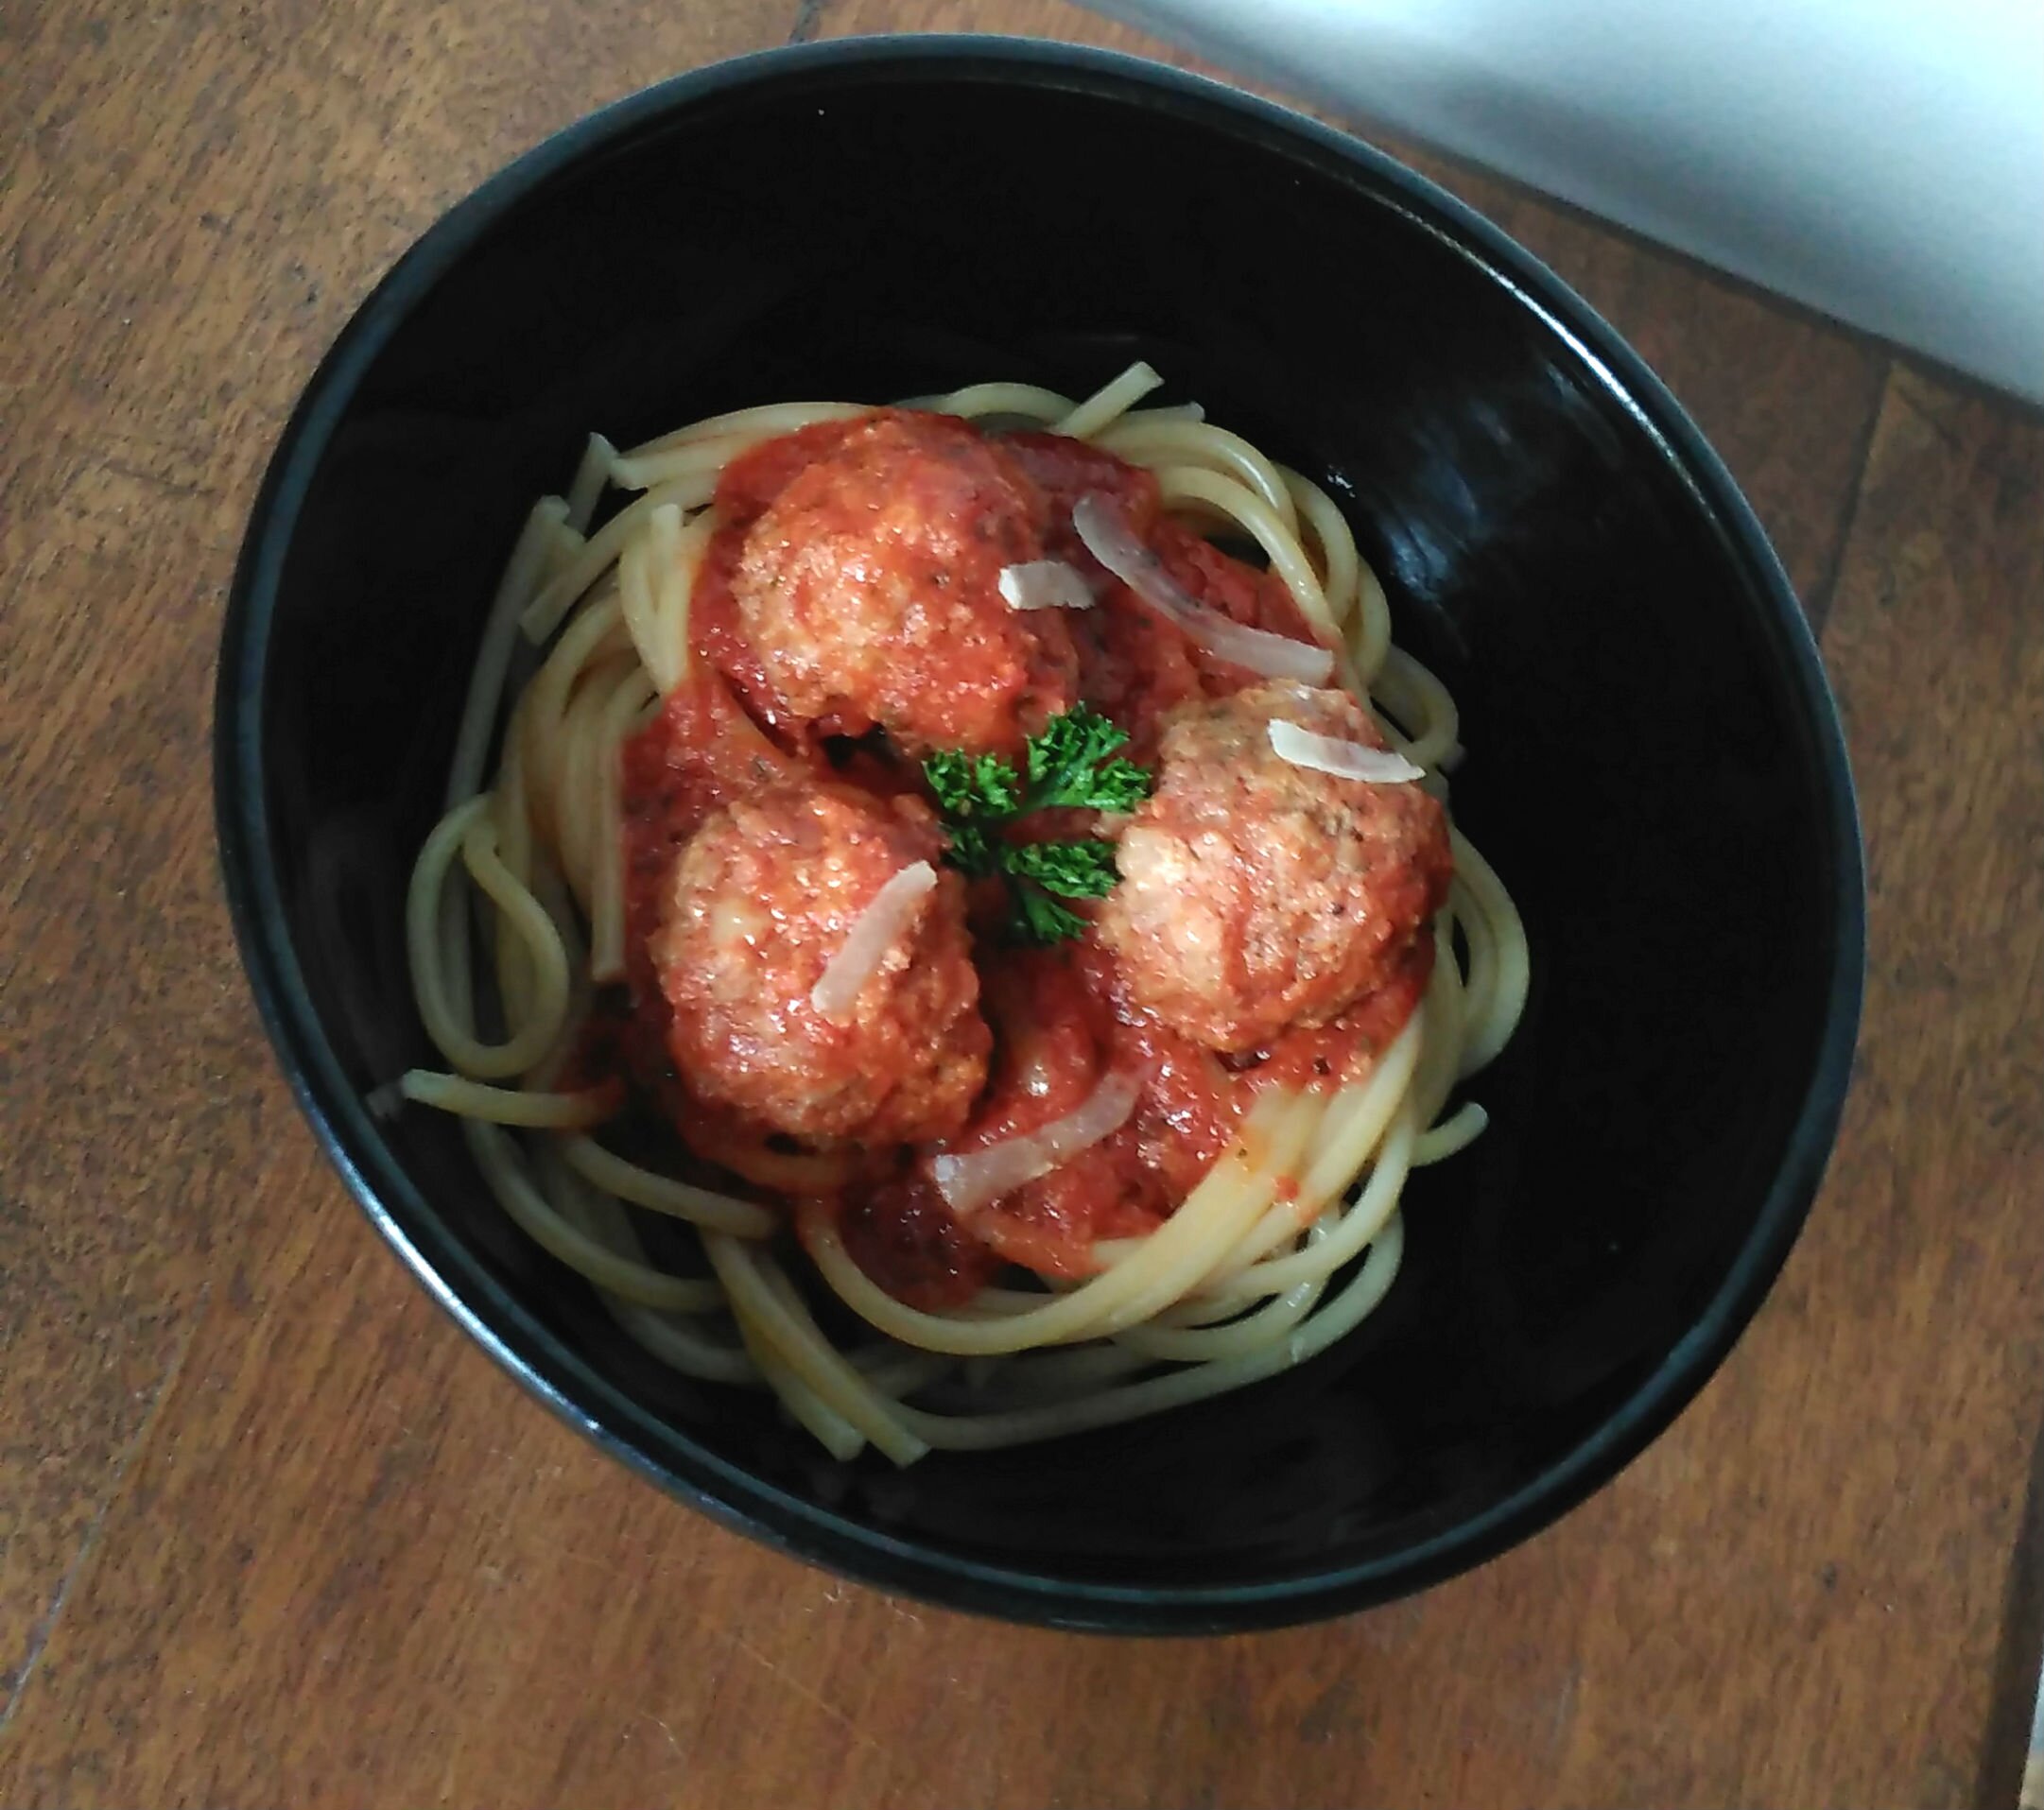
[2,0,2039,1803]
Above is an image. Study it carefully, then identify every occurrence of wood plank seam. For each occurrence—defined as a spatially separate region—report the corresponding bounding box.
[0,1282,211,1742]
[0,6,2031,1802]
[1802,358,1895,634]
[1973,1398,2044,1810]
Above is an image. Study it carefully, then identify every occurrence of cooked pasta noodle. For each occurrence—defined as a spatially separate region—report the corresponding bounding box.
[395,364,1529,1460]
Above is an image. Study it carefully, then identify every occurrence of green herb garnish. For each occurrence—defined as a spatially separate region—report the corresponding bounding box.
[923,706,1152,944]
[1023,708,1152,814]
[922,750,1022,822]
[1006,837,1122,900]
[1011,886,1091,946]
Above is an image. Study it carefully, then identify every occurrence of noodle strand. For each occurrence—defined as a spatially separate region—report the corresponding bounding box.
[390,369,1531,1462]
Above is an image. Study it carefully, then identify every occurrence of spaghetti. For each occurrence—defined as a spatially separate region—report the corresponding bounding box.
[396,364,1529,1463]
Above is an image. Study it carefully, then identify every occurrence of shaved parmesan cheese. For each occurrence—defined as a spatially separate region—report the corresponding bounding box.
[998,560,1095,611]
[1072,492,1334,683]
[928,1069,1147,1215]
[809,861,936,1022]
[1268,718,1424,783]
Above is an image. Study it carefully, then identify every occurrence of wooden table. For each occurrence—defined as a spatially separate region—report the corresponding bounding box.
[5,0,2040,1802]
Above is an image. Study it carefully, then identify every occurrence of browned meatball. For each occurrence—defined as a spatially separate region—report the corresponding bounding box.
[730,411,1080,757]
[650,781,990,1146]
[1098,681,1453,1053]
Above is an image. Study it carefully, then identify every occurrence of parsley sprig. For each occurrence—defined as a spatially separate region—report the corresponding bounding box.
[923,706,1152,944]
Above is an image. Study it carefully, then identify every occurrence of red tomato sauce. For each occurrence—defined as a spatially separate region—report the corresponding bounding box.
[610,674,824,1169]
[1004,429,1162,549]
[690,524,881,750]
[714,416,863,527]
[598,413,1429,1307]
[829,1174,1002,1311]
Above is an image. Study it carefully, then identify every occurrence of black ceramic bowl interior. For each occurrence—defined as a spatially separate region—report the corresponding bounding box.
[217,38,1863,1631]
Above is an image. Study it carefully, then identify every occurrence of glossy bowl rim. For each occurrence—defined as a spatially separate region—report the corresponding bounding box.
[214,33,1867,1635]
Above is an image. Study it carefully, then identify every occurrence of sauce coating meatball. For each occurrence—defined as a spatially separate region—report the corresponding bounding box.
[730,411,1080,757]
[1097,680,1452,1054]
[650,781,990,1146]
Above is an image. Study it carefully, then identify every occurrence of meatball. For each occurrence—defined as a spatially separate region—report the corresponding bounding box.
[1097,681,1452,1053]
[730,411,1080,757]
[650,781,990,1146]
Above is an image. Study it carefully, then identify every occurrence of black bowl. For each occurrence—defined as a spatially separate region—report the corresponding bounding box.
[215,37,1863,1632]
